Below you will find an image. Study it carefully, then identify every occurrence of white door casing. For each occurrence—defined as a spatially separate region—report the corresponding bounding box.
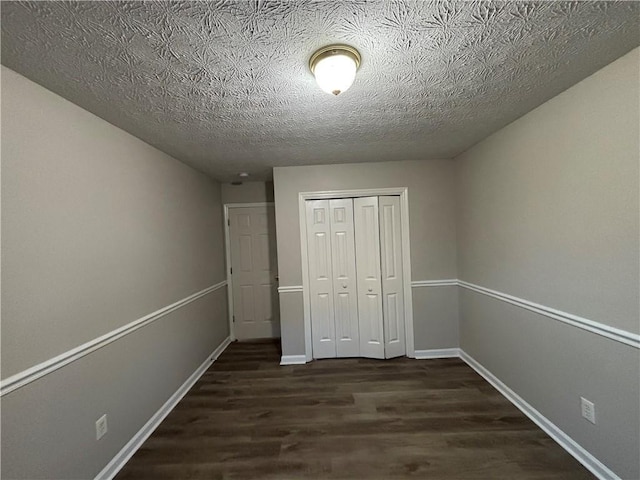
[329,199,360,357]
[379,196,406,359]
[228,205,279,340]
[354,196,385,359]
[306,200,337,358]
[298,187,415,362]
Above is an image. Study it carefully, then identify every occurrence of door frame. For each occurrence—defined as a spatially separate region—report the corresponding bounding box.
[223,202,275,341]
[298,188,415,361]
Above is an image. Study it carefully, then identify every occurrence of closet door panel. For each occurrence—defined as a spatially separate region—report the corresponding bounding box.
[354,197,385,359]
[329,199,360,357]
[306,200,336,358]
[379,196,406,358]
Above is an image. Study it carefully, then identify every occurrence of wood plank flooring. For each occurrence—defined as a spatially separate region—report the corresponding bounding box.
[115,340,594,480]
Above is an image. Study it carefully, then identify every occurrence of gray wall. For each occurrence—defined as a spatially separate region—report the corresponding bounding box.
[1,66,229,479]
[3,42,637,480]
[221,181,274,204]
[273,160,458,356]
[455,48,640,479]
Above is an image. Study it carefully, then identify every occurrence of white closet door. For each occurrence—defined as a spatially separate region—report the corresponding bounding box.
[354,196,385,359]
[329,199,360,357]
[379,196,406,358]
[306,200,337,358]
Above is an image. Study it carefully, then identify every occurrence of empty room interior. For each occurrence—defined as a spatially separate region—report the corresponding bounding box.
[1,2,639,480]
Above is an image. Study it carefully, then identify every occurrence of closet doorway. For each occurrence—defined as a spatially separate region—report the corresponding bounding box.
[299,188,414,361]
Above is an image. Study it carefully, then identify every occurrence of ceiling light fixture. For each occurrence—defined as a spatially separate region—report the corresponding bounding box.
[309,45,361,96]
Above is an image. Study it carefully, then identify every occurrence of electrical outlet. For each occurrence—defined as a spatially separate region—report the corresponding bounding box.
[581,397,596,424]
[96,414,108,440]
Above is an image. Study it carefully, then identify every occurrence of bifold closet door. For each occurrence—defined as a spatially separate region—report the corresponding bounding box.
[379,196,406,358]
[354,197,385,359]
[306,200,337,358]
[307,196,406,360]
[329,199,360,357]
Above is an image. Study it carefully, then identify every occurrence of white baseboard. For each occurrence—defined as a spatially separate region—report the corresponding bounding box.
[459,350,620,480]
[93,338,620,480]
[414,348,460,359]
[95,336,232,480]
[280,355,307,365]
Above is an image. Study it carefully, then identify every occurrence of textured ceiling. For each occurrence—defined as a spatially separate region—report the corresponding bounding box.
[2,1,639,182]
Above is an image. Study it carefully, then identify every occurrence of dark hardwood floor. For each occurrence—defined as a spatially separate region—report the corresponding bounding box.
[115,340,593,479]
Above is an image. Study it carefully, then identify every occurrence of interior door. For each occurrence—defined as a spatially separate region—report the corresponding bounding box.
[329,199,360,357]
[379,196,406,358]
[229,205,279,340]
[354,196,385,359]
[306,200,337,358]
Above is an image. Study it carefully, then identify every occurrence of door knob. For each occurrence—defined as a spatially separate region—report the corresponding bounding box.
[342,284,347,289]
[368,287,373,292]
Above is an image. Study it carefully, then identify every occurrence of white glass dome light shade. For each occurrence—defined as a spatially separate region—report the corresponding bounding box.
[309,45,361,96]
[313,54,357,95]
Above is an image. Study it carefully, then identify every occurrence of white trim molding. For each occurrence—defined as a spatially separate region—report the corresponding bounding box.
[0,281,228,397]
[460,350,620,480]
[277,285,303,294]
[298,187,410,200]
[411,279,458,287]
[414,348,460,359]
[458,280,639,349]
[276,278,639,352]
[224,202,275,208]
[95,336,232,480]
[299,187,415,362]
[280,355,308,365]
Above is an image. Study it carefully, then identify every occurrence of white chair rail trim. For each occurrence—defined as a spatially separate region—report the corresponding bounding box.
[279,280,637,350]
[457,280,639,349]
[0,280,228,397]
[277,285,303,293]
[409,279,638,349]
[411,279,458,287]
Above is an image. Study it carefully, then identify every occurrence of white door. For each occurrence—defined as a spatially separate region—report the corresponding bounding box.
[306,200,337,358]
[354,197,385,359]
[329,199,360,357]
[379,196,406,358]
[229,206,279,340]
